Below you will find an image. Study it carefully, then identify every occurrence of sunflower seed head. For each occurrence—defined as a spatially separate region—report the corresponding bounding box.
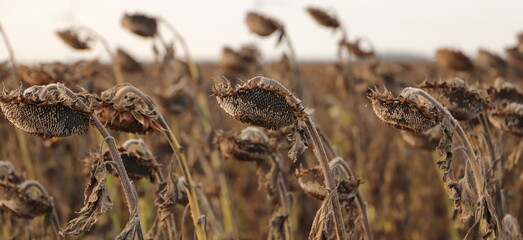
[16,65,60,86]
[368,88,443,133]
[215,127,272,163]
[488,103,523,136]
[0,85,91,138]
[487,79,523,108]
[89,144,159,182]
[245,12,282,37]
[296,166,359,200]
[56,29,90,50]
[417,79,488,120]
[115,48,143,73]
[121,13,158,38]
[435,48,474,72]
[212,76,307,130]
[306,7,340,29]
[93,86,163,134]
[0,164,52,219]
[476,49,507,72]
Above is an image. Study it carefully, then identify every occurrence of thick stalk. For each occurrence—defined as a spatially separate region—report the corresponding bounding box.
[91,116,143,237]
[0,23,19,82]
[305,117,347,239]
[404,87,503,237]
[112,85,207,240]
[157,17,199,82]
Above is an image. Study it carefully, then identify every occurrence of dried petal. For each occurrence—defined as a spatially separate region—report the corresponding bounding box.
[93,85,164,134]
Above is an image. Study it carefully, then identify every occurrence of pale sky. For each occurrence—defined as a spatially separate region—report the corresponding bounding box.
[0,0,522,63]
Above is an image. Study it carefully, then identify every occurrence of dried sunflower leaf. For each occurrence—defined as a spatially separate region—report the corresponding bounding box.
[63,161,112,236]
[116,217,143,240]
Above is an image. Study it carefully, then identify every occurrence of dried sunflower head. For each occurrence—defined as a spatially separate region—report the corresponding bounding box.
[215,127,272,163]
[56,29,91,50]
[220,47,247,72]
[212,76,307,130]
[487,80,523,108]
[475,49,507,74]
[295,166,359,200]
[0,84,91,138]
[16,65,61,86]
[89,140,160,182]
[121,13,158,37]
[435,48,474,72]
[0,180,53,219]
[306,7,340,29]
[341,39,375,59]
[367,88,443,133]
[115,48,143,73]
[93,85,164,134]
[488,103,523,136]
[417,79,488,120]
[245,12,282,37]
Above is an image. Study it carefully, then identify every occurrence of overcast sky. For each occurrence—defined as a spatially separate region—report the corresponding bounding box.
[0,0,522,63]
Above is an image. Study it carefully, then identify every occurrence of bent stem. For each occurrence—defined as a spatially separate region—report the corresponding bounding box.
[0,22,19,82]
[330,158,373,240]
[76,26,124,85]
[305,117,347,239]
[157,17,199,82]
[403,87,503,237]
[112,85,207,240]
[54,83,143,239]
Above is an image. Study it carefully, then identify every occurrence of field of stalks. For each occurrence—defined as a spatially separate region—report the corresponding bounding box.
[1,7,523,240]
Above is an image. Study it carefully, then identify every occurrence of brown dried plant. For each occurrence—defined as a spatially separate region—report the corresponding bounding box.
[92,83,207,240]
[56,29,91,50]
[435,48,474,73]
[367,88,443,133]
[417,78,489,120]
[214,76,350,239]
[121,13,158,38]
[244,11,305,100]
[216,127,293,240]
[93,84,164,134]
[0,83,145,239]
[115,48,144,73]
[306,7,340,29]
[0,85,91,138]
[0,161,62,239]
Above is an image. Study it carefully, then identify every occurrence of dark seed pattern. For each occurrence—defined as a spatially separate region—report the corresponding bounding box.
[213,77,307,130]
[418,80,488,120]
[0,103,89,138]
[368,89,442,133]
[488,103,523,136]
[0,86,91,138]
